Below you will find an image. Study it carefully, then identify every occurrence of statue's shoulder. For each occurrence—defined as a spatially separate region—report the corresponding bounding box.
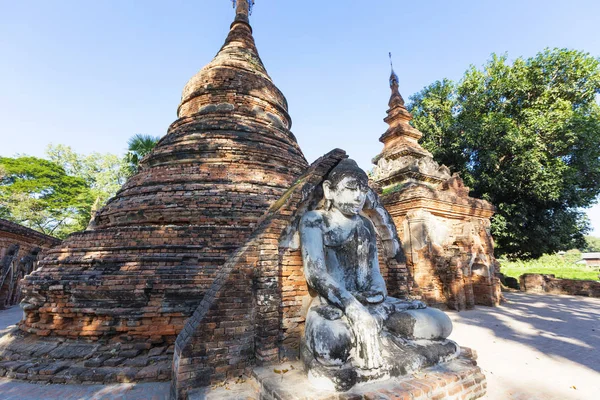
[300,210,325,229]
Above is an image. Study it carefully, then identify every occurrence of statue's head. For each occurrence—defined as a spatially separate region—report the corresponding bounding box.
[323,159,369,216]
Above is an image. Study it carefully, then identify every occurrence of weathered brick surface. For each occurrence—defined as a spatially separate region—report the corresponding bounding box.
[17,0,308,355]
[520,273,600,297]
[371,72,501,310]
[0,218,60,309]
[279,249,308,360]
[0,328,172,383]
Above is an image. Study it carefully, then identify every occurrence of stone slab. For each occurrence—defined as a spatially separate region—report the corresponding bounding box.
[188,379,258,400]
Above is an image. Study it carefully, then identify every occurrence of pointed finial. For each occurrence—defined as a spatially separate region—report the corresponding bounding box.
[389,52,399,89]
[232,0,255,17]
[388,52,405,107]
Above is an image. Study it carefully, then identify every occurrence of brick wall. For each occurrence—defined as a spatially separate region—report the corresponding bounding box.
[520,273,600,297]
[385,207,501,310]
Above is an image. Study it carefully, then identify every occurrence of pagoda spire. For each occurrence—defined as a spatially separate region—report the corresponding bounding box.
[372,53,432,165]
[232,0,254,23]
[388,52,405,108]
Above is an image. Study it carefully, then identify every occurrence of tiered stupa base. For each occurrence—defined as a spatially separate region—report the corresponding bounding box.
[0,327,171,384]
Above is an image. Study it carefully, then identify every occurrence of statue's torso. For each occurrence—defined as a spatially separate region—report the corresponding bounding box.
[321,213,374,293]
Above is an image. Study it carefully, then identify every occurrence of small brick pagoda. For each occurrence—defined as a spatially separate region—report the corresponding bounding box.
[0,219,60,309]
[371,65,501,310]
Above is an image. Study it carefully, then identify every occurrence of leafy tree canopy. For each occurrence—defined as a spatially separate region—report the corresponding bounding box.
[409,48,600,259]
[45,144,127,207]
[582,236,600,252]
[0,156,92,238]
[1,146,130,238]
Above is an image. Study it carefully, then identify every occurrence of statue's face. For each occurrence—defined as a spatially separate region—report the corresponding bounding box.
[325,176,368,216]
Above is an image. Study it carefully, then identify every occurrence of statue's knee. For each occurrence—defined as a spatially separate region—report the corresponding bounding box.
[386,307,452,340]
[306,314,353,366]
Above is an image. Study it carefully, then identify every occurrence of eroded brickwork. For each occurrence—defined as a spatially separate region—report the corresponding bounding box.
[279,249,308,360]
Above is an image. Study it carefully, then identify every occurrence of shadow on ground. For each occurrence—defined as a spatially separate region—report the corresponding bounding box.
[452,292,600,372]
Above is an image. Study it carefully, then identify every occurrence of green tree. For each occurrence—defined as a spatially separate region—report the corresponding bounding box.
[409,49,600,259]
[45,144,127,207]
[582,235,600,252]
[124,134,160,176]
[0,156,92,238]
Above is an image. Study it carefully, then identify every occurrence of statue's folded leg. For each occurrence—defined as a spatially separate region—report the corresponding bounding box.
[304,306,353,366]
[302,305,359,391]
[385,307,453,340]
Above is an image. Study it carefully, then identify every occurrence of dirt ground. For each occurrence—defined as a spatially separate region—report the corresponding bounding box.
[449,292,600,400]
[0,292,598,399]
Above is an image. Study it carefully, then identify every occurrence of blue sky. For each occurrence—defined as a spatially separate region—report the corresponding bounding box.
[1,0,599,235]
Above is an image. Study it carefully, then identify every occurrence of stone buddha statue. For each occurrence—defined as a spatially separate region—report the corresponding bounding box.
[299,159,458,391]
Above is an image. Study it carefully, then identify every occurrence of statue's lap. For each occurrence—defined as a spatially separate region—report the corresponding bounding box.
[305,296,453,365]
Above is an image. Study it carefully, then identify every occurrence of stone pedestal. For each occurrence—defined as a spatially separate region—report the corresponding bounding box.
[252,348,485,400]
[188,347,486,400]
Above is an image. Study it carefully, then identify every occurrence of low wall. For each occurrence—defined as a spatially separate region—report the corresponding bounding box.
[519,274,600,297]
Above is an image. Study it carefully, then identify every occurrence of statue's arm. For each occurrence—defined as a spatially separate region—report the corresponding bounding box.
[299,212,355,310]
[365,217,388,299]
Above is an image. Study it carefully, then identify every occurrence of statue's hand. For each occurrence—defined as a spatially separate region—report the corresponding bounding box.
[353,290,385,305]
[345,301,384,370]
[345,300,374,323]
[390,298,427,312]
[409,300,427,309]
[366,293,384,304]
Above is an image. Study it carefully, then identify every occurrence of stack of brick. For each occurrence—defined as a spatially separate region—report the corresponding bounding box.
[16,0,307,368]
[0,218,60,308]
[371,67,501,310]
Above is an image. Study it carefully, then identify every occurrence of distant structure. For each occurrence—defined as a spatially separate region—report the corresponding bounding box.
[581,253,600,267]
[0,219,60,309]
[371,60,501,310]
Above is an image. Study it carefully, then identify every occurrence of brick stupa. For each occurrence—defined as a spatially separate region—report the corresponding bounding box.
[13,0,308,372]
[371,64,501,310]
